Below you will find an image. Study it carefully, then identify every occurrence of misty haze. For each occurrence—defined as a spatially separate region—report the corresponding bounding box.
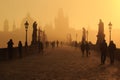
[0,0,120,80]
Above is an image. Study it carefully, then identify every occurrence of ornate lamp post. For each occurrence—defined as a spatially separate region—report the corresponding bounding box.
[108,22,112,43]
[24,21,29,47]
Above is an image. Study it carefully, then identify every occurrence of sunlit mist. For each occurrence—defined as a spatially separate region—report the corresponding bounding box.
[0,0,120,48]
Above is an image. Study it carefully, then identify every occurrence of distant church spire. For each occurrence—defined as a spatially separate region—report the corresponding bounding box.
[13,21,16,31]
[58,8,64,18]
[4,19,9,32]
[55,8,69,30]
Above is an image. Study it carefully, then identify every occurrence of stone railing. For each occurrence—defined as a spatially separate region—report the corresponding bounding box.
[0,46,39,61]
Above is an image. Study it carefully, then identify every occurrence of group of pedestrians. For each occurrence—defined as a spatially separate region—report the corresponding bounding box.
[7,39,14,59]
[80,40,116,65]
[7,39,62,59]
[7,39,45,59]
[51,40,63,48]
[80,41,90,57]
[38,41,44,54]
[7,38,117,65]
[7,39,23,59]
[7,39,63,59]
[100,40,116,65]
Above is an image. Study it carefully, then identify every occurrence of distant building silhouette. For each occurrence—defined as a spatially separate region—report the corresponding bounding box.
[55,8,69,30]
[0,12,84,48]
[96,19,105,45]
[12,21,16,31]
[20,14,34,31]
[44,24,54,40]
[54,8,71,41]
[43,8,83,43]
[4,19,9,32]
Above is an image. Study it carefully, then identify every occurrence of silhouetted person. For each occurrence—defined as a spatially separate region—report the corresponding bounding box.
[38,41,44,54]
[85,42,90,57]
[51,41,55,48]
[74,41,78,48]
[7,39,14,60]
[18,41,23,58]
[100,40,107,65]
[80,41,85,57]
[45,41,49,48]
[60,41,63,47]
[108,41,116,65]
[38,41,40,53]
[56,40,59,47]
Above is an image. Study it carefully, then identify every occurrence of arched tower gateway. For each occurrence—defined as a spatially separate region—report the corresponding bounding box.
[96,19,105,45]
[55,8,69,30]
[4,19,9,32]
[54,8,69,41]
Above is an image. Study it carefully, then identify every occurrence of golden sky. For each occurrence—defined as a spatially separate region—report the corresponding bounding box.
[0,0,120,30]
[0,0,120,47]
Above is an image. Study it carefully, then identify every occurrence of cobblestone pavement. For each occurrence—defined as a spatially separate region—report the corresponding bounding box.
[0,46,120,80]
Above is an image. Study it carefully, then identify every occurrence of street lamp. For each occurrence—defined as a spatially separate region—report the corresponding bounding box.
[24,21,29,47]
[108,22,112,43]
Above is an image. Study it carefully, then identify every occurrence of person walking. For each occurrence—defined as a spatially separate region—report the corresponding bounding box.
[7,39,14,60]
[51,41,55,48]
[38,41,44,54]
[85,42,90,57]
[100,40,107,65]
[18,41,23,58]
[56,40,59,47]
[80,41,85,57]
[108,41,116,65]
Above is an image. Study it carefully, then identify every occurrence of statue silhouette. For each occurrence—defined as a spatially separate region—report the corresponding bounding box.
[31,21,37,45]
[96,19,105,45]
